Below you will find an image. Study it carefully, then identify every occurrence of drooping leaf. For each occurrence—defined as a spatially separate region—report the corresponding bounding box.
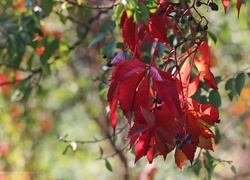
[235,72,245,96]
[222,0,231,13]
[88,32,106,47]
[215,125,221,144]
[203,151,216,180]
[225,78,237,101]
[41,0,53,15]
[148,13,168,46]
[175,148,188,169]
[209,90,221,108]
[236,0,243,17]
[105,159,113,172]
[121,11,138,51]
[192,157,202,176]
[231,165,237,175]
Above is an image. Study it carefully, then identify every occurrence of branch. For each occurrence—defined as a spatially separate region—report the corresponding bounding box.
[59,123,128,144]
[96,143,130,160]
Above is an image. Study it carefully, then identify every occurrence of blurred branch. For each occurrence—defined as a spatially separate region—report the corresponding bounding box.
[60,123,128,144]
[65,0,115,9]
[96,143,130,160]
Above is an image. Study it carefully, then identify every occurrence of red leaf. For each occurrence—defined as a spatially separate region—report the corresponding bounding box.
[198,42,210,66]
[107,81,119,132]
[119,70,146,124]
[121,11,140,58]
[148,13,168,46]
[128,124,149,138]
[195,47,218,90]
[236,0,242,17]
[222,0,231,13]
[175,148,187,169]
[133,75,152,114]
[114,60,147,81]
[198,136,213,150]
[151,67,184,122]
[188,74,200,97]
[141,107,155,126]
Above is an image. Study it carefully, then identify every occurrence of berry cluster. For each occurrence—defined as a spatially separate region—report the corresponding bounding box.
[175,133,194,150]
[151,98,162,111]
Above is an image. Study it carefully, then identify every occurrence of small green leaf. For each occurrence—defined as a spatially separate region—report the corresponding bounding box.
[207,31,217,44]
[63,145,70,155]
[192,157,202,176]
[203,151,216,180]
[235,72,245,96]
[88,32,107,48]
[76,0,82,5]
[225,78,237,101]
[230,165,237,175]
[99,146,103,157]
[215,126,220,144]
[41,0,53,15]
[105,159,113,172]
[102,41,116,57]
[209,90,221,108]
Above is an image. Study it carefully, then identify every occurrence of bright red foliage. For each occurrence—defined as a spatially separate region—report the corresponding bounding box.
[107,1,221,168]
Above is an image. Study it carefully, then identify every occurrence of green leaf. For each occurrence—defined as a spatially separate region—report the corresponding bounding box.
[225,78,237,101]
[209,90,221,108]
[215,125,220,144]
[102,41,116,57]
[62,145,70,155]
[192,157,202,176]
[76,0,82,5]
[235,72,245,96]
[203,151,216,180]
[230,165,237,175]
[207,31,217,44]
[99,146,103,157]
[114,5,124,25]
[41,0,53,15]
[88,32,107,48]
[105,159,113,172]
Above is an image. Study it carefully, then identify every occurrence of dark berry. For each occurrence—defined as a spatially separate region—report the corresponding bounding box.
[177,143,183,150]
[152,98,157,103]
[195,26,201,32]
[149,145,152,148]
[182,140,187,144]
[156,106,162,111]
[208,2,213,7]
[173,14,179,19]
[215,119,221,123]
[180,18,185,24]
[106,62,112,67]
[174,134,180,139]
[157,99,162,104]
[175,140,181,145]
[189,140,194,145]
[211,3,219,11]
[103,55,107,59]
[186,133,192,140]
[187,16,193,21]
[196,0,202,7]
[203,25,208,30]
[178,9,184,15]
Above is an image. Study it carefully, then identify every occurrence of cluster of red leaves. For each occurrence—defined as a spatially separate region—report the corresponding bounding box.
[107,1,220,168]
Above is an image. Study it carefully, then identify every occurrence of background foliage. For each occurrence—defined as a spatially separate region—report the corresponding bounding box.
[0,0,250,179]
